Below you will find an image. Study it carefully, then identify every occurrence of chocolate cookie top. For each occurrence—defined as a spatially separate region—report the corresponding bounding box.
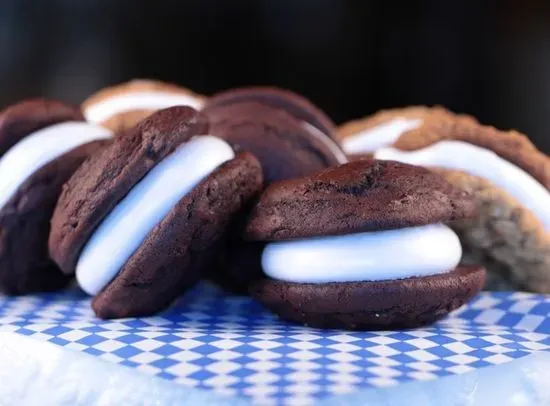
[205,86,336,139]
[245,159,475,240]
[49,106,208,273]
[394,116,550,190]
[204,100,344,185]
[0,99,83,156]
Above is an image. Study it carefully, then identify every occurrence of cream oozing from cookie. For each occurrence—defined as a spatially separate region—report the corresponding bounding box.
[84,91,204,124]
[76,135,235,296]
[342,118,423,154]
[0,121,113,211]
[301,122,348,164]
[375,141,550,231]
[262,223,462,283]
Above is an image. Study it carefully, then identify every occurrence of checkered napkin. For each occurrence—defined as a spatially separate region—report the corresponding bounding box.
[0,283,549,405]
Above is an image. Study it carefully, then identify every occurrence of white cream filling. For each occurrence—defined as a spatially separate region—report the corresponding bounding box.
[0,122,113,211]
[262,223,461,283]
[76,135,235,296]
[375,141,550,232]
[84,91,204,124]
[301,122,348,164]
[342,118,423,154]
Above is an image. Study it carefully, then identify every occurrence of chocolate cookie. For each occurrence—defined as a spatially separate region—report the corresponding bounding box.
[246,160,475,240]
[252,266,483,330]
[49,106,263,319]
[362,108,550,293]
[245,159,485,330]
[0,99,112,294]
[205,86,336,140]
[203,86,347,185]
[82,79,206,132]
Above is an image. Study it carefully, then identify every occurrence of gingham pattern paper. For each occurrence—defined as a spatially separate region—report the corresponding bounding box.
[0,283,549,405]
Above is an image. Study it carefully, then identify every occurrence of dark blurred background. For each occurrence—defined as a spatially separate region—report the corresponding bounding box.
[1,0,550,151]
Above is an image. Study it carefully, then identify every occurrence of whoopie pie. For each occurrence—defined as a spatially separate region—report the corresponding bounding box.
[49,106,263,318]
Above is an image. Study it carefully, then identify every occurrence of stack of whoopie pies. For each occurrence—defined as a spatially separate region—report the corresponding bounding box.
[0,82,490,331]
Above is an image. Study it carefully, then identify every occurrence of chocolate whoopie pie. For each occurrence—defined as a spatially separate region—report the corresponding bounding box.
[49,106,263,319]
[203,87,348,292]
[82,79,206,132]
[0,99,112,294]
[345,107,550,293]
[245,159,486,330]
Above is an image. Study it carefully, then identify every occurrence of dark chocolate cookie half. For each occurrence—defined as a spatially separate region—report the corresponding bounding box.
[246,159,476,241]
[205,86,336,140]
[250,265,485,330]
[203,101,344,186]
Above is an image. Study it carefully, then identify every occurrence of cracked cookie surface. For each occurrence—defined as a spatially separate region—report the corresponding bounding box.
[245,159,475,240]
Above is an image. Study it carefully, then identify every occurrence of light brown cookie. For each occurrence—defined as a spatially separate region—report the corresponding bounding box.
[82,79,206,132]
[338,106,469,157]
[339,105,449,139]
[459,244,516,291]
[434,168,550,293]
[394,116,550,189]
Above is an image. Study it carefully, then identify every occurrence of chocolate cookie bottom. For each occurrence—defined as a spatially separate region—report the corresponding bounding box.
[249,265,485,330]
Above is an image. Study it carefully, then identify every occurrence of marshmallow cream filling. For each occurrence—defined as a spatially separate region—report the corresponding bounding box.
[375,141,550,231]
[0,121,113,211]
[301,122,349,164]
[84,91,205,124]
[262,223,461,283]
[76,135,235,296]
[342,118,423,154]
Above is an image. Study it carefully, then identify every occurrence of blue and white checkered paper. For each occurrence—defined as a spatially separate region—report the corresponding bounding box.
[1,283,549,405]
